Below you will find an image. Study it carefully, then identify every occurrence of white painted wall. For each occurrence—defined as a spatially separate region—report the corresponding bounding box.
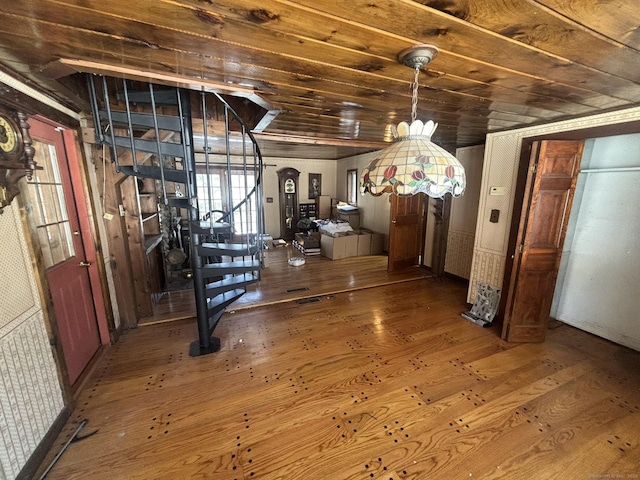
[337,151,391,247]
[470,106,640,306]
[551,134,640,351]
[262,157,337,239]
[444,145,484,279]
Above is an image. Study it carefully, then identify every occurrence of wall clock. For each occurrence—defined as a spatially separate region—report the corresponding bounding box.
[0,105,34,213]
[0,109,24,163]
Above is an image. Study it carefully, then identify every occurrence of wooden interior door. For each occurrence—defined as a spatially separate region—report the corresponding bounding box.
[28,118,101,384]
[502,140,584,342]
[388,194,426,271]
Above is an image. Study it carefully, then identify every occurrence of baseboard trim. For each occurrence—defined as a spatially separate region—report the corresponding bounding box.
[442,271,470,285]
[17,405,72,480]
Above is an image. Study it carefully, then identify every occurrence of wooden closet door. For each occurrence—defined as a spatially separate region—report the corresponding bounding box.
[502,140,584,342]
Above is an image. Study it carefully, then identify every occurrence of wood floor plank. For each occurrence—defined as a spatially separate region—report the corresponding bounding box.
[143,246,430,325]
[39,276,640,479]
[477,407,640,479]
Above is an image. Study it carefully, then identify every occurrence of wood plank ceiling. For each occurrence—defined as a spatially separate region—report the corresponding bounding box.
[0,0,639,158]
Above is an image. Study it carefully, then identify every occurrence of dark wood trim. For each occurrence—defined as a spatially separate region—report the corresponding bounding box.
[430,196,452,277]
[500,141,539,339]
[441,271,471,287]
[0,67,82,128]
[498,120,640,330]
[16,405,73,480]
[498,140,535,326]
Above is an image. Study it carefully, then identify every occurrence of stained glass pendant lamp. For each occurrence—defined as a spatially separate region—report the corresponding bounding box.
[360,45,466,198]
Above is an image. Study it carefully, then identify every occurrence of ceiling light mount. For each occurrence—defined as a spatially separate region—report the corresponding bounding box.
[398,44,439,70]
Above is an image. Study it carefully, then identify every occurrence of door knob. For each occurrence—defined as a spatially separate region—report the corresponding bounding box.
[392,220,397,224]
[79,261,92,267]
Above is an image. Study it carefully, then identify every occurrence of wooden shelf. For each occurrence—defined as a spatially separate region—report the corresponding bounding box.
[141,212,159,223]
[144,234,163,255]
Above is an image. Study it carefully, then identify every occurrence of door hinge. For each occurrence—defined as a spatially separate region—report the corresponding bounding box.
[530,164,537,173]
[518,244,524,253]
[118,204,126,217]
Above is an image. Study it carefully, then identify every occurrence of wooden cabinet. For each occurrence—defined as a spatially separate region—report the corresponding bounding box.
[299,202,317,220]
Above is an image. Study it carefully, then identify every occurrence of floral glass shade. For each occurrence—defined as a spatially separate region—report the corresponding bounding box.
[360,119,466,198]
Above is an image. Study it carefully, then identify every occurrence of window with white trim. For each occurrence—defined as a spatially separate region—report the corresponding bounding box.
[196,167,257,235]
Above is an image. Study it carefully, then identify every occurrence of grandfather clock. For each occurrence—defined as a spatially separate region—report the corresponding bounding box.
[277,167,299,241]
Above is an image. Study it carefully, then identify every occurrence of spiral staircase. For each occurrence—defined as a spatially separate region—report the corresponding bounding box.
[88,75,265,356]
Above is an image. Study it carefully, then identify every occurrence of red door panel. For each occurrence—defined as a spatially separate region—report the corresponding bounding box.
[29,117,100,385]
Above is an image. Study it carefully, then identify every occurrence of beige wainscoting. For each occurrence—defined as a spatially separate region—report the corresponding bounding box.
[0,204,64,479]
[469,106,640,304]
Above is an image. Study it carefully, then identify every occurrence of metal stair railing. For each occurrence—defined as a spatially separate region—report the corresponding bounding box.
[87,74,265,357]
[189,90,264,355]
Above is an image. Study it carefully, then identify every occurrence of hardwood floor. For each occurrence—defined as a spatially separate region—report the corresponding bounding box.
[40,278,640,479]
[141,246,430,325]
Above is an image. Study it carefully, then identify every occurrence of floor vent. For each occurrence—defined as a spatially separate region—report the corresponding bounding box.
[287,287,309,293]
[297,297,321,305]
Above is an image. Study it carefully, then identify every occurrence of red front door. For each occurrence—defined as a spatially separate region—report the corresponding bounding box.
[28,118,101,385]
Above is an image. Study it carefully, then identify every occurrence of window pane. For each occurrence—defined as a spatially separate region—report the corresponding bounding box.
[32,143,57,183]
[347,169,358,205]
[196,172,223,217]
[48,224,66,266]
[27,139,75,268]
[230,172,256,234]
[37,227,54,267]
[39,184,64,224]
[60,221,74,258]
[195,168,258,235]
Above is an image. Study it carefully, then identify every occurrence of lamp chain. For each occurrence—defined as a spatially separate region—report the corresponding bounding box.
[411,65,420,123]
